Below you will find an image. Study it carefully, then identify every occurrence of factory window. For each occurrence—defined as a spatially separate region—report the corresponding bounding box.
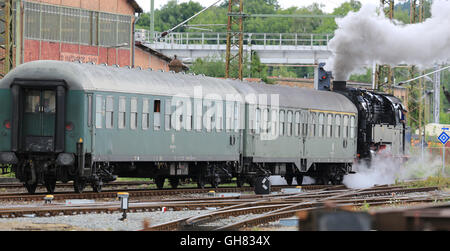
[287,111,293,136]
[195,100,202,131]
[294,112,301,137]
[95,95,104,129]
[61,7,80,43]
[105,96,114,129]
[335,115,341,138]
[186,100,192,131]
[23,2,131,47]
[279,110,285,136]
[216,101,223,132]
[318,113,324,138]
[142,98,149,130]
[343,115,349,138]
[118,97,126,129]
[327,114,333,138]
[165,99,172,131]
[350,116,356,139]
[154,100,161,131]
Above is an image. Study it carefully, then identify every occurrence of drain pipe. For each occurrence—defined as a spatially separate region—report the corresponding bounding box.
[132,13,142,68]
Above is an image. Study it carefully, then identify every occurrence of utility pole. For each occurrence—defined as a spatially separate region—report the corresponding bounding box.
[149,0,155,43]
[0,0,15,77]
[225,0,244,80]
[434,64,441,123]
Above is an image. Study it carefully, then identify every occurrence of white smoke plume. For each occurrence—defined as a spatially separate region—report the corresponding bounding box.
[343,149,443,189]
[325,0,450,81]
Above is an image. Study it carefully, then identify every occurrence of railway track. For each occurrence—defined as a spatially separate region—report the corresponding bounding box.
[0,184,335,202]
[142,186,445,231]
[0,180,154,190]
[0,184,446,231]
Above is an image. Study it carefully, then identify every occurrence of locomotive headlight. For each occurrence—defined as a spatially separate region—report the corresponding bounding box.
[56,153,75,166]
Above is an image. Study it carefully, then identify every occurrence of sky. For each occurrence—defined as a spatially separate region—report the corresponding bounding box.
[135,0,379,14]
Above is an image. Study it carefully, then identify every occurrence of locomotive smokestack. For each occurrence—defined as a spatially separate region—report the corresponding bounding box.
[333,81,347,91]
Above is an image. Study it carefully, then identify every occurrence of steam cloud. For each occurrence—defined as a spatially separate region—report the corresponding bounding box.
[343,150,443,189]
[325,0,450,81]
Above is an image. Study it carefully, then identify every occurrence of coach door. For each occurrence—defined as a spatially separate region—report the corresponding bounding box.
[22,89,56,152]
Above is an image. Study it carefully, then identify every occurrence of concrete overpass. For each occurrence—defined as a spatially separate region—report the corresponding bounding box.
[135,30,334,65]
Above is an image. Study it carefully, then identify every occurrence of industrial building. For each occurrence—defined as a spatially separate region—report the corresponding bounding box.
[0,0,179,76]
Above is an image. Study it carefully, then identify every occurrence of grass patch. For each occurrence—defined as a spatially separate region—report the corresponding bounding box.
[395,176,450,189]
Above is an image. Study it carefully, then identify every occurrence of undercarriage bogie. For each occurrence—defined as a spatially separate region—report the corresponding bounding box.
[13,154,116,194]
[306,163,351,185]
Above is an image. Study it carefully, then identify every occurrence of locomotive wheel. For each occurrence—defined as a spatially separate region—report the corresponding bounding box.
[169,177,179,189]
[197,177,205,189]
[44,178,57,194]
[285,175,293,186]
[155,176,165,189]
[91,181,103,193]
[254,176,271,195]
[73,179,86,193]
[25,182,38,194]
[295,174,303,186]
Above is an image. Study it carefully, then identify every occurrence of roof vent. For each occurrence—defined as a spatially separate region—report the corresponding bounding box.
[135,66,142,70]
[113,64,119,68]
[101,63,108,66]
[125,65,131,69]
[147,68,153,71]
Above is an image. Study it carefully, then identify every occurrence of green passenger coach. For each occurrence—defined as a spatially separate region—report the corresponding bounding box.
[0,60,358,194]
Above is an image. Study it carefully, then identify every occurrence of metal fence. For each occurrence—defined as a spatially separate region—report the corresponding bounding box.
[23,1,132,47]
[136,30,333,47]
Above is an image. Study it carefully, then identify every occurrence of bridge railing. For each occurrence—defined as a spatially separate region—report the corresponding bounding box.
[135,30,333,47]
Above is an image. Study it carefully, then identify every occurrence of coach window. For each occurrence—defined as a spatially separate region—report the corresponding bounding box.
[310,112,316,138]
[294,112,300,137]
[255,107,261,134]
[318,113,324,138]
[195,100,202,131]
[234,103,240,133]
[302,112,308,137]
[350,116,356,139]
[343,115,349,138]
[118,97,126,129]
[226,101,233,132]
[204,100,213,132]
[174,100,183,131]
[335,114,341,138]
[154,99,161,131]
[270,109,278,136]
[287,111,293,136]
[279,110,285,136]
[216,101,223,132]
[87,94,93,127]
[95,95,104,129]
[142,98,149,130]
[165,99,172,131]
[186,100,192,131]
[263,108,269,134]
[327,114,333,138]
[106,96,114,129]
[130,97,138,130]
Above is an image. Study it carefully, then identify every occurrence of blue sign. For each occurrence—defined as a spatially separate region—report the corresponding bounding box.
[438,132,450,144]
[443,128,449,131]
